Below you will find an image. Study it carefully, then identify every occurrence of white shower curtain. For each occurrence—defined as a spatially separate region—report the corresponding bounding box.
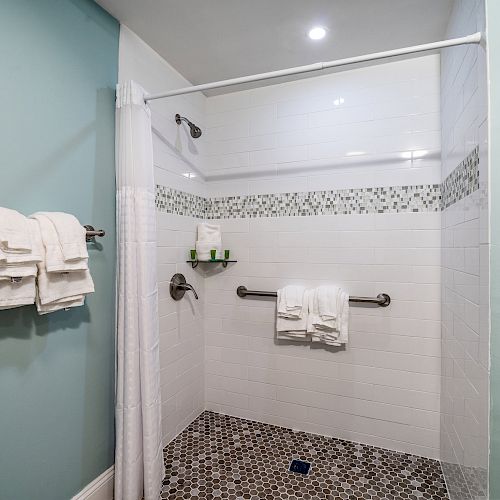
[114,81,163,500]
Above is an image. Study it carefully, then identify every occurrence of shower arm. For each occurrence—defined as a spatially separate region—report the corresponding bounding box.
[175,114,192,127]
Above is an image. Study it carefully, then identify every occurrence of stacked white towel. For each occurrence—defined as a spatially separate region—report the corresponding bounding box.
[0,207,32,253]
[307,286,349,346]
[30,212,94,314]
[0,219,43,279]
[195,223,222,260]
[0,211,41,309]
[276,286,309,341]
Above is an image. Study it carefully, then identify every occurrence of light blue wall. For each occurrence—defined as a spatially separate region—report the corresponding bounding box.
[0,1,118,499]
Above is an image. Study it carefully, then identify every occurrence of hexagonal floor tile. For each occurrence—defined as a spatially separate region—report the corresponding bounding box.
[161,411,449,500]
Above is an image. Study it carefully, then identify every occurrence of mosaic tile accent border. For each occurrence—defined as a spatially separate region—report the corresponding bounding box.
[162,410,449,499]
[155,185,206,218]
[155,146,479,218]
[156,184,441,218]
[441,146,479,209]
[205,184,441,218]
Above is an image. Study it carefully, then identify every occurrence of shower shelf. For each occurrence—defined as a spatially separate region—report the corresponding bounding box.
[186,259,237,269]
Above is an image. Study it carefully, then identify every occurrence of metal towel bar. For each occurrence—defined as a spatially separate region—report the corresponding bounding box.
[84,225,105,242]
[236,286,391,307]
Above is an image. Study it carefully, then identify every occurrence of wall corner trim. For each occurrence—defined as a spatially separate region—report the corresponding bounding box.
[71,466,114,500]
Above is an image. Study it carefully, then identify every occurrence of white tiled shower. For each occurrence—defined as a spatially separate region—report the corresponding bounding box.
[440,1,489,498]
[118,0,489,496]
[204,212,441,459]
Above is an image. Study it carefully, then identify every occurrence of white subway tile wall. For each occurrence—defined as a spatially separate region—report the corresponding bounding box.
[204,55,441,196]
[440,1,489,499]
[157,213,205,445]
[204,212,442,459]
[119,26,208,198]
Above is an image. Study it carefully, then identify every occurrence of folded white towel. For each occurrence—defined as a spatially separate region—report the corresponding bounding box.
[0,207,32,253]
[195,239,222,261]
[0,276,36,309]
[34,212,88,262]
[276,331,309,341]
[317,285,340,320]
[277,286,305,318]
[0,220,44,279]
[197,223,221,242]
[335,291,349,345]
[36,295,86,315]
[276,289,309,341]
[309,288,349,346]
[30,213,88,272]
[0,263,37,279]
[36,260,94,307]
[307,288,336,334]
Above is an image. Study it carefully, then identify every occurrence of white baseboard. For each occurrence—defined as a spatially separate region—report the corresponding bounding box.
[72,465,114,500]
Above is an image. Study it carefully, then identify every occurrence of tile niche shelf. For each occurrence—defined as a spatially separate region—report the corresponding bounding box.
[186,259,237,269]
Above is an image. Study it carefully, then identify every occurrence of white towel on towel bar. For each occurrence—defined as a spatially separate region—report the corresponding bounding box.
[307,288,336,333]
[30,213,88,272]
[317,285,340,321]
[309,288,350,346]
[336,291,349,345]
[0,276,36,309]
[36,296,86,315]
[36,260,94,308]
[0,216,43,309]
[0,207,32,253]
[0,220,43,279]
[276,288,309,341]
[34,212,88,262]
[29,213,94,314]
[321,290,349,346]
[277,285,305,318]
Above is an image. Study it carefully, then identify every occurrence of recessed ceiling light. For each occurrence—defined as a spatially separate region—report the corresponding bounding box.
[308,26,327,40]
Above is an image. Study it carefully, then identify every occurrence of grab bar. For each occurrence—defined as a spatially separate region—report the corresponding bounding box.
[236,286,390,307]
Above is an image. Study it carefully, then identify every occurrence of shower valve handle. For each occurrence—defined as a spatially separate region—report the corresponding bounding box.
[170,273,199,300]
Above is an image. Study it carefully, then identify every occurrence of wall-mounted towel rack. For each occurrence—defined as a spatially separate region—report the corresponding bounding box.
[84,225,105,242]
[236,286,391,307]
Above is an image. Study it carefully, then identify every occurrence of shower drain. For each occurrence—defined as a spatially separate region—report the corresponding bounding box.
[289,459,312,475]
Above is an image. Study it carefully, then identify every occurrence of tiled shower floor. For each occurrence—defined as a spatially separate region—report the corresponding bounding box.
[162,411,449,499]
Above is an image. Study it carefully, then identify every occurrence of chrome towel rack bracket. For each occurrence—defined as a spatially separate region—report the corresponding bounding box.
[84,224,106,242]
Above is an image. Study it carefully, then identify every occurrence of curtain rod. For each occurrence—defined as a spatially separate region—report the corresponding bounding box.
[144,32,482,102]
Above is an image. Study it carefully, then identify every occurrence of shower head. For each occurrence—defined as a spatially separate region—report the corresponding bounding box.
[175,113,202,138]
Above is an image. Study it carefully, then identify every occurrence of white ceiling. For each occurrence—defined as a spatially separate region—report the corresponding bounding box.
[95,0,454,96]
